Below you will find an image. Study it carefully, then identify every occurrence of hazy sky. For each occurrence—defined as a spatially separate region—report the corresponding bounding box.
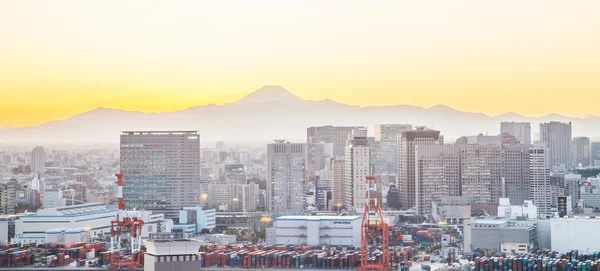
[1,1,600,127]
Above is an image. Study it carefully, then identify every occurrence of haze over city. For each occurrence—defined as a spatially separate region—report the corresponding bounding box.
[2,1,600,271]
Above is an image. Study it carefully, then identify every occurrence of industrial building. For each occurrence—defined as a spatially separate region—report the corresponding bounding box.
[431,196,471,225]
[497,198,538,219]
[11,203,173,245]
[270,215,361,247]
[463,217,537,254]
[550,217,600,253]
[144,239,202,271]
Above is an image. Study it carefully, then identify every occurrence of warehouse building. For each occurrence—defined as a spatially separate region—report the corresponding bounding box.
[271,215,361,247]
[144,239,202,271]
[550,217,600,253]
[463,217,537,254]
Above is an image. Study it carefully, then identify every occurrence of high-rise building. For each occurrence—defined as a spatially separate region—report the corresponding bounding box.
[344,136,371,212]
[331,159,345,211]
[460,144,503,206]
[414,144,460,215]
[592,142,600,166]
[306,143,327,185]
[501,144,532,205]
[540,122,572,169]
[398,128,442,210]
[2,154,11,165]
[572,137,591,167]
[529,145,551,218]
[307,126,367,158]
[31,146,46,174]
[375,124,412,174]
[0,179,18,215]
[501,122,531,144]
[267,141,306,215]
[120,131,201,219]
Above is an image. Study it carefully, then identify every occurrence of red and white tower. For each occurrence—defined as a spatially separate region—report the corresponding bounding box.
[359,176,390,271]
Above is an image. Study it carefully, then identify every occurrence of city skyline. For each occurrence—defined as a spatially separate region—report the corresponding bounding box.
[2,1,600,127]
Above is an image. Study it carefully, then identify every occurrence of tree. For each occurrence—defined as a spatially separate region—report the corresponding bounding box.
[200,228,211,235]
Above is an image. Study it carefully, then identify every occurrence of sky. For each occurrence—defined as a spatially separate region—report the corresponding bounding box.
[1,1,600,127]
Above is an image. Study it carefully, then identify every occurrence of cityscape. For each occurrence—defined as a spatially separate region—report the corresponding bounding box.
[2,1,600,271]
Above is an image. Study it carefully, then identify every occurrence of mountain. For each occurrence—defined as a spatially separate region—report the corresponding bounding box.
[2,86,600,145]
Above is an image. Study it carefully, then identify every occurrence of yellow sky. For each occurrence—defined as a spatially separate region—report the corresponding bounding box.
[1,1,600,127]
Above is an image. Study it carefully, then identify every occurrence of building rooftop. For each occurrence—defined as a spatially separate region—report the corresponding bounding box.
[276,215,360,221]
[121,131,198,135]
[29,203,117,217]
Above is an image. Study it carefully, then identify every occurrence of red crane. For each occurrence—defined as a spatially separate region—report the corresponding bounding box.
[359,176,390,271]
[109,173,144,270]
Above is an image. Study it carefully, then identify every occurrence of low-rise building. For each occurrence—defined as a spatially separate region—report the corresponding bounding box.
[271,215,361,247]
[178,207,216,233]
[144,239,202,271]
[463,217,537,254]
[550,217,600,253]
[497,198,538,219]
[432,196,472,225]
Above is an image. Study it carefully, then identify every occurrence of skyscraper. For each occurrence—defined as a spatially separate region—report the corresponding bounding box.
[460,144,503,206]
[307,126,367,158]
[330,159,345,211]
[529,145,551,218]
[375,124,413,174]
[267,141,306,215]
[344,136,371,212]
[592,142,600,166]
[398,128,443,210]
[120,131,201,219]
[501,122,531,144]
[539,122,572,169]
[414,144,460,215]
[31,146,46,174]
[572,137,591,167]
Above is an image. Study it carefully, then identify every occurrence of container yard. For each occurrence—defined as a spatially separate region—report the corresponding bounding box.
[0,241,109,269]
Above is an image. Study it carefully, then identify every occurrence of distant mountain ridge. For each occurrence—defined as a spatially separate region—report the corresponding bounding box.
[1,86,599,145]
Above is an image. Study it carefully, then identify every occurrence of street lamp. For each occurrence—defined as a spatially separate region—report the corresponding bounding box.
[233,198,239,211]
[336,203,342,214]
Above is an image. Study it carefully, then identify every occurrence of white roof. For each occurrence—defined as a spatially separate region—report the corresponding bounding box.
[276,215,360,221]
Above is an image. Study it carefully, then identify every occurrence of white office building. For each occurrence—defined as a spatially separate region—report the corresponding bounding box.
[344,136,371,213]
[42,188,66,209]
[501,122,531,144]
[540,122,572,169]
[267,141,306,215]
[270,215,361,247]
[530,146,551,218]
[179,207,216,232]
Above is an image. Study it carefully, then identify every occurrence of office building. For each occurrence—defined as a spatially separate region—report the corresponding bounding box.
[267,141,306,215]
[31,146,46,174]
[0,180,18,215]
[460,144,503,206]
[178,207,216,232]
[2,154,11,165]
[375,124,412,174]
[592,142,600,166]
[120,131,201,219]
[431,196,472,225]
[530,146,551,218]
[497,198,538,219]
[398,128,443,210]
[43,187,65,209]
[307,126,367,158]
[540,122,572,169]
[414,144,460,215]
[573,137,591,167]
[344,136,371,212]
[330,159,345,211]
[501,122,531,144]
[270,216,361,246]
[306,143,333,185]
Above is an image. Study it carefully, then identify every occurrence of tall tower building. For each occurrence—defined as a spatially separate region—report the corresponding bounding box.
[375,124,412,174]
[414,144,460,215]
[592,142,600,166]
[398,128,442,210]
[540,122,573,169]
[530,145,551,218]
[120,131,201,219]
[307,126,367,158]
[31,146,46,174]
[501,122,531,144]
[267,141,306,215]
[330,159,345,211]
[572,137,591,167]
[344,136,371,212]
[460,144,503,205]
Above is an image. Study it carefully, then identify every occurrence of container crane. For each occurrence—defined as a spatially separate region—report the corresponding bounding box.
[359,176,390,271]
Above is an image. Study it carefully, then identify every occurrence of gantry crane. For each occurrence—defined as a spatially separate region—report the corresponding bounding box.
[359,176,390,271]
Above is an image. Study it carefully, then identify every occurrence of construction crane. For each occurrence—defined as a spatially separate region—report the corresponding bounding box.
[109,173,144,270]
[359,176,390,271]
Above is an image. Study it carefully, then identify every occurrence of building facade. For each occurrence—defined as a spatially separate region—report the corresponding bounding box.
[270,216,361,246]
[539,122,572,169]
[530,146,551,218]
[414,144,460,215]
[31,146,46,175]
[398,129,442,210]
[375,124,412,175]
[501,122,531,144]
[344,137,371,212]
[120,131,201,219]
[572,137,591,167]
[330,159,345,211]
[307,126,367,158]
[267,141,306,215]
